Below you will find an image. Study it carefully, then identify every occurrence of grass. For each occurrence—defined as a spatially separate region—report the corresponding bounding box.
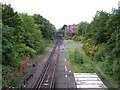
[66,47,95,73]
[69,63,94,73]
[66,41,118,88]
[67,40,75,45]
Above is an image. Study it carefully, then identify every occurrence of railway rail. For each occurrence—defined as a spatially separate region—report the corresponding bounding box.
[31,37,63,89]
[4,36,63,90]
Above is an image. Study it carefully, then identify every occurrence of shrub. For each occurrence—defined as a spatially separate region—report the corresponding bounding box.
[82,39,98,55]
[65,35,72,40]
[74,48,84,64]
[67,48,84,64]
[16,43,37,56]
[72,36,77,41]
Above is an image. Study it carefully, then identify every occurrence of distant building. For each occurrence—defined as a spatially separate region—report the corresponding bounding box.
[65,24,77,36]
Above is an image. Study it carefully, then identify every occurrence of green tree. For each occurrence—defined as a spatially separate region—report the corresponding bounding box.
[2,4,45,87]
[33,14,56,40]
[81,9,120,87]
[2,4,22,30]
[77,22,89,36]
[19,13,44,53]
[87,11,109,44]
[2,4,24,66]
[2,4,24,43]
[106,11,120,86]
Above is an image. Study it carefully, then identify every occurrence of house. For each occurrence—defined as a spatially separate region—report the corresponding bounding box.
[65,24,77,36]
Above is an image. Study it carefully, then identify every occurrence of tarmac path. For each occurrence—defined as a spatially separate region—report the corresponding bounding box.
[55,40,79,89]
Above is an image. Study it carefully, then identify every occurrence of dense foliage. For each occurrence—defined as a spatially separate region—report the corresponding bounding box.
[2,3,56,87]
[33,14,56,40]
[66,46,95,73]
[75,10,120,88]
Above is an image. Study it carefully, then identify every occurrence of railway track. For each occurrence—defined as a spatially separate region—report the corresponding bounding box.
[3,37,63,90]
[31,37,63,89]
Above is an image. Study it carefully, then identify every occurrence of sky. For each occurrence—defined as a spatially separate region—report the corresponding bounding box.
[1,0,120,29]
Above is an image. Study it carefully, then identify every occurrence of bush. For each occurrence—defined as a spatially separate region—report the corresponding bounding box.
[65,35,72,40]
[79,36,83,41]
[10,73,22,87]
[72,36,77,41]
[2,65,14,75]
[67,48,84,64]
[38,40,46,54]
[82,39,98,55]
[72,35,85,42]
[66,48,75,63]
[74,48,84,64]
[16,43,37,56]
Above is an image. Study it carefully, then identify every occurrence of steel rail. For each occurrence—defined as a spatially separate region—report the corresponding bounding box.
[32,37,63,89]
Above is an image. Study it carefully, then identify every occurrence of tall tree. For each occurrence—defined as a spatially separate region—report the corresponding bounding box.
[19,13,44,53]
[87,11,109,44]
[2,4,22,30]
[33,14,56,40]
[77,22,89,36]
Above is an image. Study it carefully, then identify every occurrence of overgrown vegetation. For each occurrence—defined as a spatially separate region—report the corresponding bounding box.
[66,48,94,73]
[66,41,118,88]
[2,3,56,87]
[71,9,120,88]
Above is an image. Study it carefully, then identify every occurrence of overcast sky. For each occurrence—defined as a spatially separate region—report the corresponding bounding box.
[1,0,120,29]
